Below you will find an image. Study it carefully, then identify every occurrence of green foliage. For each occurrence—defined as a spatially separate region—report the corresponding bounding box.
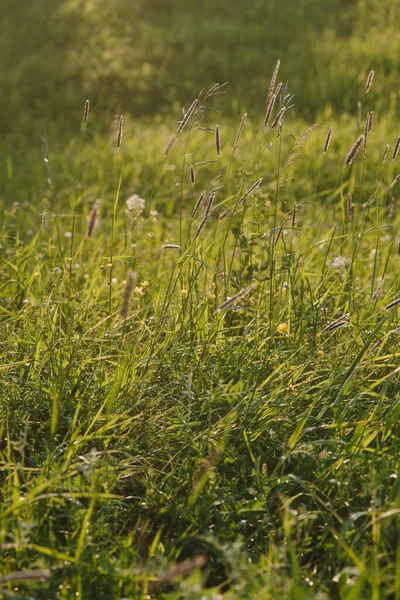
[1,76,400,597]
[2,0,400,144]
[2,1,400,596]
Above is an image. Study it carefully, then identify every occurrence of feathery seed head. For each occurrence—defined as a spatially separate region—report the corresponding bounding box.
[365,70,375,93]
[215,125,221,156]
[392,137,400,161]
[117,115,123,148]
[83,100,90,125]
[324,127,332,154]
[345,135,364,166]
[381,143,389,163]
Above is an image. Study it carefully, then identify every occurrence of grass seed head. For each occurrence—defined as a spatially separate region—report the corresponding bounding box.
[214,283,256,313]
[215,125,221,156]
[117,115,124,148]
[356,101,361,126]
[390,174,400,189]
[363,112,371,158]
[232,113,247,155]
[266,58,281,106]
[264,82,282,127]
[381,143,389,163]
[346,192,353,222]
[83,99,90,125]
[291,202,297,228]
[120,270,135,318]
[345,135,364,166]
[244,177,263,199]
[365,69,375,93]
[87,200,100,237]
[368,110,374,132]
[392,137,400,161]
[324,127,332,154]
[271,106,286,129]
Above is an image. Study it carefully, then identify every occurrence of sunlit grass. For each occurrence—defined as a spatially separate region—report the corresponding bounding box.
[1,79,400,599]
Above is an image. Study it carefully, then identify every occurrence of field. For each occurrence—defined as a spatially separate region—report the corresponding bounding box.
[1,1,400,598]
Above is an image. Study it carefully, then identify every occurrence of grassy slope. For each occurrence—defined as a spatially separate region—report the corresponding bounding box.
[1,0,400,144]
[1,73,400,598]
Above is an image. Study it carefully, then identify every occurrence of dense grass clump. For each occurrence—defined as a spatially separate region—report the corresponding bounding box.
[1,70,400,599]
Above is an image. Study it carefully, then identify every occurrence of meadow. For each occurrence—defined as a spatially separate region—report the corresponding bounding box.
[1,1,400,598]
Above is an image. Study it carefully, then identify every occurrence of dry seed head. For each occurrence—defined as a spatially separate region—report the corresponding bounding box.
[392,137,400,161]
[345,135,364,166]
[372,281,384,302]
[346,192,353,223]
[87,200,100,237]
[41,212,47,231]
[193,191,215,241]
[83,99,90,125]
[117,115,123,148]
[363,113,371,159]
[232,113,247,155]
[293,123,319,150]
[365,70,375,93]
[215,125,221,156]
[190,165,196,184]
[271,106,286,129]
[163,98,199,155]
[191,190,206,218]
[356,101,361,127]
[390,174,400,189]
[321,313,350,334]
[162,244,181,250]
[381,143,389,163]
[120,270,135,318]
[177,98,198,135]
[385,297,400,310]
[324,127,332,154]
[368,110,374,132]
[244,177,263,199]
[215,283,256,314]
[266,59,281,106]
[291,202,297,228]
[274,222,284,247]
[264,82,282,127]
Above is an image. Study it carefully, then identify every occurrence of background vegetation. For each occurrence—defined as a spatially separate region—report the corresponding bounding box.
[1,0,400,598]
[1,0,400,142]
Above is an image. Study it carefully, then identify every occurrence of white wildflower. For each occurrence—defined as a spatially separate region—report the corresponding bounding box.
[331,256,350,270]
[125,194,145,218]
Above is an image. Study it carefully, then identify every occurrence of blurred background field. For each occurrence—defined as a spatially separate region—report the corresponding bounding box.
[1,0,400,143]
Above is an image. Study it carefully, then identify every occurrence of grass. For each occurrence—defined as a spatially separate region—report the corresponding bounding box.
[2,0,400,143]
[1,73,400,599]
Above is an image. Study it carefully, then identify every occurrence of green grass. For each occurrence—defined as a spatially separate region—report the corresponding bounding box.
[2,0,400,144]
[1,74,400,599]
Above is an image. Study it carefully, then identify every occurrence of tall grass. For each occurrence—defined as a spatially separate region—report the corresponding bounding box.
[1,69,400,599]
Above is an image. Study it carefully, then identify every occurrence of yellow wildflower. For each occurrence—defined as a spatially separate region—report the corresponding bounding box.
[276,322,289,334]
